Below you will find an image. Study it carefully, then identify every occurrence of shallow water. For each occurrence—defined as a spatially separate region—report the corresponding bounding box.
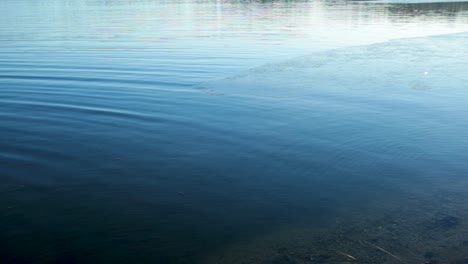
[1,0,468,263]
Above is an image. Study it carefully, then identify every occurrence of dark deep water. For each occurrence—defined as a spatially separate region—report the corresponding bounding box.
[1,0,468,263]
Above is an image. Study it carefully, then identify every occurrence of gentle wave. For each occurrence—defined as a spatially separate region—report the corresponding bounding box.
[199,32,468,99]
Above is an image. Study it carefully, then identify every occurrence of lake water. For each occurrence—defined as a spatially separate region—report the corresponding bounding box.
[1,0,468,263]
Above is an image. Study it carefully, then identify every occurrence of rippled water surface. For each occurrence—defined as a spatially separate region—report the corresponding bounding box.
[1,0,468,263]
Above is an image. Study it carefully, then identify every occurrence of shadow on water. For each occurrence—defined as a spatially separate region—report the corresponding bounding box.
[387,1,468,18]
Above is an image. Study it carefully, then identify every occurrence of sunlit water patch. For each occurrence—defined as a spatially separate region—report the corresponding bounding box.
[201,32,468,97]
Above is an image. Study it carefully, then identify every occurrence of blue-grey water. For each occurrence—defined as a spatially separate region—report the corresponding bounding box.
[1,0,468,263]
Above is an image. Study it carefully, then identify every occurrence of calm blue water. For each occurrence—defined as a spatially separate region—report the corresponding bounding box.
[1,0,468,263]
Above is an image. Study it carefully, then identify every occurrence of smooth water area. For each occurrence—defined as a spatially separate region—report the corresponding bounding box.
[1,0,468,263]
